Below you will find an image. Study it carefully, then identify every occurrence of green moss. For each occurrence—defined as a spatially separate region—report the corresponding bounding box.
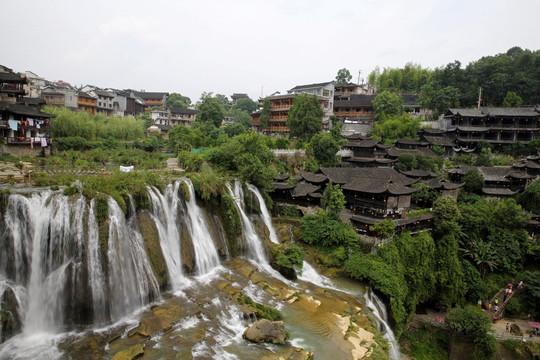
[219,193,242,256]
[236,294,282,321]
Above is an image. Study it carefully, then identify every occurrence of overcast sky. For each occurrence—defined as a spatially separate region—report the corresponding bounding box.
[2,0,539,103]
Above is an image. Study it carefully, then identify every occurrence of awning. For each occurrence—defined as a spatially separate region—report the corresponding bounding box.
[529,322,540,329]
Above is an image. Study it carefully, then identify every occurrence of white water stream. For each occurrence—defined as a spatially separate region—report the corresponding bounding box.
[364,290,401,360]
[247,184,279,244]
[181,179,221,275]
[148,182,187,290]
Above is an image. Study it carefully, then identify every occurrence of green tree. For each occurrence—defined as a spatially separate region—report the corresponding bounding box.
[369,219,395,239]
[320,182,345,220]
[309,133,341,167]
[259,98,272,129]
[419,84,460,119]
[287,94,323,142]
[167,93,191,108]
[432,197,465,309]
[445,305,498,360]
[335,68,352,85]
[502,91,523,107]
[274,137,290,149]
[196,96,226,128]
[372,90,403,121]
[411,183,440,207]
[205,132,275,190]
[235,97,258,114]
[517,178,540,214]
[463,169,485,194]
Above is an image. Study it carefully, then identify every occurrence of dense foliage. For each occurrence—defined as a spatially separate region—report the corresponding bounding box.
[445,306,498,360]
[47,106,145,140]
[286,93,323,142]
[205,132,275,190]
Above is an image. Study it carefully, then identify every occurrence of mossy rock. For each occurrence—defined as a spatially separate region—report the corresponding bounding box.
[181,220,195,273]
[110,344,145,360]
[137,211,168,289]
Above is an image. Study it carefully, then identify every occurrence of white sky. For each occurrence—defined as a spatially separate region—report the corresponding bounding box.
[2,0,539,103]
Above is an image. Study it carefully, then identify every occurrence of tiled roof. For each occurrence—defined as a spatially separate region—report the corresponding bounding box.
[423,135,456,147]
[483,107,539,117]
[170,107,199,115]
[272,182,295,190]
[0,72,27,83]
[342,178,417,195]
[447,108,486,117]
[292,182,321,197]
[319,167,417,186]
[0,102,55,118]
[288,81,333,92]
[396,139,429,146]
[482,188,520,196]
[334,94,376,107]
[274,174,290,181]
[400,169,437,178]
[300,172,328,183]
[132,91,168,100]
[386,147,437,158]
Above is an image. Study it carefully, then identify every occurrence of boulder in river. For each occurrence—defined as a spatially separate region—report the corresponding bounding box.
[243,319,287,344]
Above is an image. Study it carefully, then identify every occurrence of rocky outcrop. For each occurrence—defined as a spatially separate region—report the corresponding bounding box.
[0,287,22,343]
[110,344,145,360]
[180,219,196,273]
[137,211,168,289]
[243,319,287,344]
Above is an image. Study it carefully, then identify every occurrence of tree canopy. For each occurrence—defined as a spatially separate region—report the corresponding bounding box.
[372,90,403,121]
[195,96,226,128]
[335,68,352,85]
[167,93,191,109]
[286,94,323,142]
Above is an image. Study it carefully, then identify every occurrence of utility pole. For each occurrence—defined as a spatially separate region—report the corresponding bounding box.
[477,87,482,110]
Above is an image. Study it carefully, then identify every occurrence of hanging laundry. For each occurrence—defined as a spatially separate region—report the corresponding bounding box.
[8,120,18,131]
[28,118,34,127]
[41,138,47,147]
[36,123,40,129]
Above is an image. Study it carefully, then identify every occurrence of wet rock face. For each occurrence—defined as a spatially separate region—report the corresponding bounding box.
[243,319,287,344]
[0,287,22,343]
[137,211,168,289]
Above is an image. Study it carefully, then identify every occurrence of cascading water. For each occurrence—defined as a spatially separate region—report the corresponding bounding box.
[297,261,336,290]
[247,184,278,244]
[227,181,268,265]
[181,179,220,275]
[106,197,160,321]
[148,182,186,290]
[364,290,401,360]
[86,199,107,325]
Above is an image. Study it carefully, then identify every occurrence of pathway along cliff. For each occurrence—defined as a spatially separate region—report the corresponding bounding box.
[0,181,397,359]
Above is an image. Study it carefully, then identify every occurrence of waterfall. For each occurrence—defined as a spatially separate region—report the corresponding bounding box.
[148,183,186,290]
[297,261,336,290]
[364,290,401,360]
[227,181,268,265]
[86,199,107,324]
[247,184,278,244]
[181,179,220,276]
[106,197,159,321]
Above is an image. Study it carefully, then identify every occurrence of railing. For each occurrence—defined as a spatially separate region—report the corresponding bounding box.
[7,137,51,145]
